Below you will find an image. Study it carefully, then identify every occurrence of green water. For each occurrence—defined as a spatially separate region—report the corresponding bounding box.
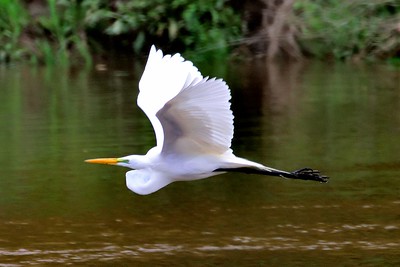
[0,59,399,266]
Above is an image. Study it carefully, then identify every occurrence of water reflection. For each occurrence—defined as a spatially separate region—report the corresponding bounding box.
[0,59,399,266]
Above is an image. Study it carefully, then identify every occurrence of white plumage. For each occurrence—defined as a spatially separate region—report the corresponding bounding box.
[86,45,328,195]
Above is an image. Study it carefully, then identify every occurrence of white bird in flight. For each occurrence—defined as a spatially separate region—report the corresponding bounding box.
[86,45,328,195]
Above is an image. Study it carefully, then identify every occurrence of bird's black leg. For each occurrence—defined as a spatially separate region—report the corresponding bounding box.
[285,168,329,183]
[214,167,329,183]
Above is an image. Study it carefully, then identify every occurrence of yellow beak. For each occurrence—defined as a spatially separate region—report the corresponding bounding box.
[85,158,119,165]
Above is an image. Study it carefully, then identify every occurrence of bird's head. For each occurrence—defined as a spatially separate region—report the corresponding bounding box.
[85,155,145,169]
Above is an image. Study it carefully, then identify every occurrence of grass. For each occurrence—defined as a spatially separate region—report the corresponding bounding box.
[0,0,27,62]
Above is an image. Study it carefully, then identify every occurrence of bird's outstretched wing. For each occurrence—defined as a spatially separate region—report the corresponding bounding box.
[138,46,203,148]
[157,77,234,156]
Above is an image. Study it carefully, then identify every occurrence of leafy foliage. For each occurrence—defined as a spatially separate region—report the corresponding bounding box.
[1,0,399,64]
[0,0,27,62]
[84,0,242,52]
[0,0,242,64]
[295,0,400,60]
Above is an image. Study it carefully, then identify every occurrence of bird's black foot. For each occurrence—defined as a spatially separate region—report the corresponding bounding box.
[290,168,329,183]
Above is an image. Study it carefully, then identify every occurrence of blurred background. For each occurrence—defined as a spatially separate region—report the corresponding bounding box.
[0,0,399,64]
[0,1,400,266]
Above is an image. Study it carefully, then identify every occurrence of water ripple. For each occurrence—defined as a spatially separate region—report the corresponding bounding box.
[1,227,399,266]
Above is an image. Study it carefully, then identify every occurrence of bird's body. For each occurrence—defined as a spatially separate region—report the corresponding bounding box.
[86,45,328,195]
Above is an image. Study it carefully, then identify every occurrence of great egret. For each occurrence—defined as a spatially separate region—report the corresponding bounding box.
[86,45,328,195]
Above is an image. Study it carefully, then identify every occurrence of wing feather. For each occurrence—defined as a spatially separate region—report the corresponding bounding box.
[138,46,202,147]
[157,77,234,155]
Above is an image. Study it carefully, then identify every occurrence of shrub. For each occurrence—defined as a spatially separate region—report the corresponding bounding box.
[295,0,400,60]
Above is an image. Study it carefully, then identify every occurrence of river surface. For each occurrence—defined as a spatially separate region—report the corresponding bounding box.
[0,57,399,266]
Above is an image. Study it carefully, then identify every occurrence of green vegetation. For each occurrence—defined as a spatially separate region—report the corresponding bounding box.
[0,0,91,64]
[296,0,400,61]
[0,0,399,64]
[36,0,91,64]
[0,0,27,62]
[0,0,241,65]
[86,0,241,52]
